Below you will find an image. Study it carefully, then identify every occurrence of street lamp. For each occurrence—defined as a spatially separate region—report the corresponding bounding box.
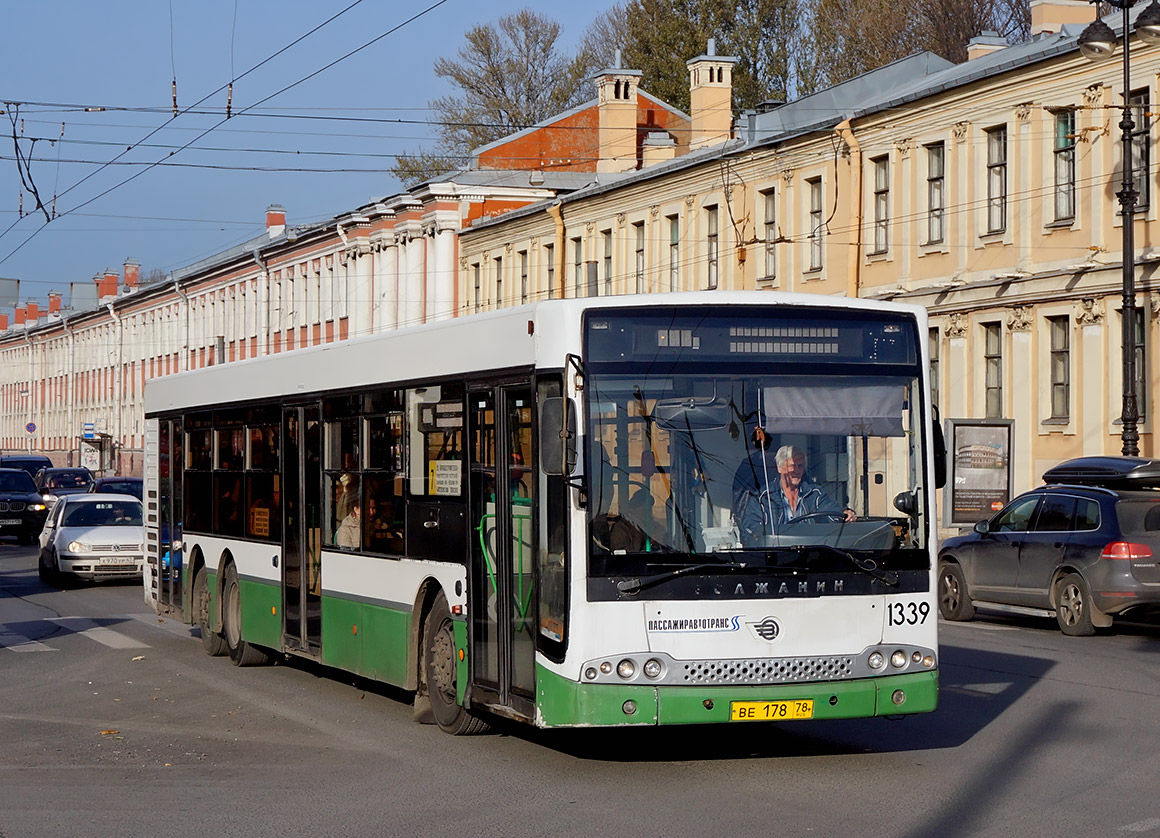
[1078,0,1160,455]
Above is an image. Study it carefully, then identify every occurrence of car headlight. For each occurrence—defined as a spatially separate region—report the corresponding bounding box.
[66,541,91,554]
[28,503,46,512]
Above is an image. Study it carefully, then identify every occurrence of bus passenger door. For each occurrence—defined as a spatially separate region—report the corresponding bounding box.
[468,384,536,720]
[282,405,323,654]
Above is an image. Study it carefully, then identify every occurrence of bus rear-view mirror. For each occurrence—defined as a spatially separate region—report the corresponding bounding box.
[541,397,576,476]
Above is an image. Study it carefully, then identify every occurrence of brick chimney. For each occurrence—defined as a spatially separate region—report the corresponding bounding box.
[266,204,287,238]
[14,305,25,326]
[0,313,8,330]
[95,271,117,303]
[642,131,678,167]
[687,39,738,151]
[48,291,62,318]
[967,30,1008,60]
[25,300,40,325]
[1031,0,1095,36]
[123,258,140,290]
[595,51,643,174]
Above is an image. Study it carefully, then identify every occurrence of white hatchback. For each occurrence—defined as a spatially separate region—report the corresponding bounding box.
[38,493,144,584]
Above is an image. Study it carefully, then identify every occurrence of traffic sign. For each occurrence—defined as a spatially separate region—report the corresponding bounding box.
[25,422,35,434]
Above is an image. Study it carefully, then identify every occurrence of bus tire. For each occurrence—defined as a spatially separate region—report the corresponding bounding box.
[422,592,489,735]
[937,561,974,621]
[194,566,227,657]
[222,564,270,666]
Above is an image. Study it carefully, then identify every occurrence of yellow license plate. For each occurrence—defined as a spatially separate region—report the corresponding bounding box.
[730,699,814,721]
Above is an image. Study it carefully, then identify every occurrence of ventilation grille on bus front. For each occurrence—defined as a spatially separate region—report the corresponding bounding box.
[681,656,855,684]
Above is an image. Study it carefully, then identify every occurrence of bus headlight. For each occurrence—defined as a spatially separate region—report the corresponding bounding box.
[890,650,908,668]
[643,659,663,679]
[867,651,885,670]
[616,659,636,679]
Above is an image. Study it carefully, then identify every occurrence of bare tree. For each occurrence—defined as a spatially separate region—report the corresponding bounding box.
[390,8,597,187]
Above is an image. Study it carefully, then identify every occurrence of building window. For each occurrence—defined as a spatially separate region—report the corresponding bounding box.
[706,205,719,289]
[1053,110,1076,222]
[519,250,528,304]
[602,229,613,296]
[808,177,824,270]
[633,221,645,293]
[984,321,1002,418]
[1048,315,1069,420]
[668,215,680,291]
[1130,306,1147,420]
[572,237,583,297]
[1130,89,1150,211]
[544,243,555,300]
[872,155,889,254]
[472,263,481,313]
[762,188,777,280]
[986,126,1007,233]
[926,143,945,244]
[929,327,940,411]
[494,256,503,309]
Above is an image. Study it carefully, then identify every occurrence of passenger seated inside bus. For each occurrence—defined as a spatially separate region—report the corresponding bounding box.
[336,501,361,550]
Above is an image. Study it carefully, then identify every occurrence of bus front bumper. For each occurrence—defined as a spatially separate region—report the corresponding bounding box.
[535,665,938,727]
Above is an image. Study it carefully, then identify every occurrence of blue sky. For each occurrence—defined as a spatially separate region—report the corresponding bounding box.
[0,0,613,312]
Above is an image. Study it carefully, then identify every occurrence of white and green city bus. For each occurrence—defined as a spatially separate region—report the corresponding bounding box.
[144,292,942,734]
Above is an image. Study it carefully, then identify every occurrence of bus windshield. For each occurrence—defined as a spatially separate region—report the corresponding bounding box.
[585,368,928,577]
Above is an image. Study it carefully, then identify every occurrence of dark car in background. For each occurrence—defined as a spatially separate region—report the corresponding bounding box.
[34,467,94,509]
[88,476,143,499]
[939,456,1160,636]
[0,454,54,479]
[0,467,50,544]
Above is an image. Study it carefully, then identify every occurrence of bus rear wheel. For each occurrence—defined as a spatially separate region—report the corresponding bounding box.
[194,567,227,656]
[423,592,489,735]
[222,564,270,666]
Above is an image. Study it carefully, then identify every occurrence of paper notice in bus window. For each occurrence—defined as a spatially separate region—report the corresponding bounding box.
[251,507,270,538]
[432,461,461,496]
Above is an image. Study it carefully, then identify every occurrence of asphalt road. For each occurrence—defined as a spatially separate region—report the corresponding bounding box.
[2,541,1160,838]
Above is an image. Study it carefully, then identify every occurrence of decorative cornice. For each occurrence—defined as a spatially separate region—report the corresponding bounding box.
[1014,103,1032,123]
[952,122,970,143]
[946,312,967,338]
[1007,305,1032,332]
[1083,84,1103,106]
[1076,297,1104,325]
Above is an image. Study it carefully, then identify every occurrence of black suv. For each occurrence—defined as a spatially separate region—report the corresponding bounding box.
[0,454,53,478]
[0,467,50,544]
[939,456,1160,635]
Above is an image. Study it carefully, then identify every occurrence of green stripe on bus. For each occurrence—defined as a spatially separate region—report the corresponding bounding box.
[320,594,411,687]
[535,666,938,727]
[238,576,282,649]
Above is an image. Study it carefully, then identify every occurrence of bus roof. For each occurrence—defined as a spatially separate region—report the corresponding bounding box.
[144,292,928,416]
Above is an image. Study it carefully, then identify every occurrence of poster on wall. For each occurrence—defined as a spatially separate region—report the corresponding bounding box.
[944,419,1014,528]
[80,440,101,472]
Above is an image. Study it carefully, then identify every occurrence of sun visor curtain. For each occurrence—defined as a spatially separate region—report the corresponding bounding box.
[762,384,905,436]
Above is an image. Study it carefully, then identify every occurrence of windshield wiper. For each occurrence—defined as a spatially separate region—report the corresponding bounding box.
[616,561,760,595]
[799,544,899,587]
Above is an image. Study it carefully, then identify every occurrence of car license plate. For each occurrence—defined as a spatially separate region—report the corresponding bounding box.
[0,518,20,525]
[730,699,814,721]
[99,556,134,565]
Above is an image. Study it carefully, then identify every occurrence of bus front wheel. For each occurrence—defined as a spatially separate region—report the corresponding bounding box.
[422,592,489,735]
[195,567,227,656]
[222,564,270,667]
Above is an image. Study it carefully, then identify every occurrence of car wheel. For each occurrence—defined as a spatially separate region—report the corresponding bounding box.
[422,592,489,735]
[222,564,270,667]
[938,561,975,621]
[1056,572,1096,636]
[194,567,227,657]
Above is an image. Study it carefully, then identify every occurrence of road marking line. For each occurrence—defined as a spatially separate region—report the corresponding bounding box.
[0,628,56,652]
[1121,818,1160,832]
[48,617,150,649]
